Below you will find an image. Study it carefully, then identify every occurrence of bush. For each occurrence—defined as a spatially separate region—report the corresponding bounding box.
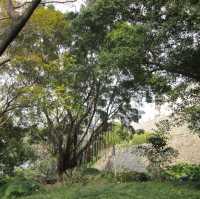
[63,169,88,184]
[130,132,152,145]
[99,171,150,183]
[63,168,101,185]
[139,131,178,180]
[148,135,167,148]
[162,163,200,182]
[0,176,41,199]
[33,157,58,184]
[115,171,150,182]
[82,168,101,176]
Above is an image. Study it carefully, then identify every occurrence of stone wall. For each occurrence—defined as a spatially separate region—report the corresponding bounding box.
[94,145,148,173]
[94,120,200,172]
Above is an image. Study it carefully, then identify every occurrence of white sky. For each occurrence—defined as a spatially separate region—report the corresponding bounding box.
[54,1,170,124]
[54,0,84,12]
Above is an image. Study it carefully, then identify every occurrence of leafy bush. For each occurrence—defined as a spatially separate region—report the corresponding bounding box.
[130,132,152,145]
[0,119,36,177]
[99,171,150,183]
[115,171,150,182]
[138,120,178,180]
[162,163,200,182]
[82,168,101,176]
[141,134,177,179]
[63,168,102,185]
[148,135,167,148]
[32,157,57,184]
[0,176,40,199]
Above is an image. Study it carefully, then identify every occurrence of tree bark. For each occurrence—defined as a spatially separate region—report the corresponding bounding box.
[57,150,78,182]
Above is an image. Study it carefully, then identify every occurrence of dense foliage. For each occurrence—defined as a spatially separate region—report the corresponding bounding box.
[0,176,40,199]
[0,119,34,176]
[163,163,200,182]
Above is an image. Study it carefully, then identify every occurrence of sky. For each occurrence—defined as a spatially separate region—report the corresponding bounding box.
[54,0,84,12]
[54,1,171,124]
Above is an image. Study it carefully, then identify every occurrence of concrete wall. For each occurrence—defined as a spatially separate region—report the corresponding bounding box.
[94,119,200,172]
[94,145,148,173]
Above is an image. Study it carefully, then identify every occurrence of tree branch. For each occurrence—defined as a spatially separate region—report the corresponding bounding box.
[0,0,42,56]
[0,58,10,68]
[0,0,77,55]
[0,16,10,21]
[7,0,17,20]
[13,0,77,9]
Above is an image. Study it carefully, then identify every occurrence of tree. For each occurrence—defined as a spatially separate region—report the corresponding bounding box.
[5,5,163,180]
[4,0,198,179]
[0,117,34,176]
[0,0,76,57]
[141,121,178,179]
[80,0,200,134]
[0,0,41,56]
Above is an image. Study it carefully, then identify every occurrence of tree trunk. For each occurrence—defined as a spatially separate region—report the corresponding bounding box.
[57,153,65,182]
[57,151,78,182]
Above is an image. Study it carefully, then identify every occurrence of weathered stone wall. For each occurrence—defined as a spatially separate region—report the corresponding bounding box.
[168,124,200,164]
[94,121,200,172]
[94,145,148,173]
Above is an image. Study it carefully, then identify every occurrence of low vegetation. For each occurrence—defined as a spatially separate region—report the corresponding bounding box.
[163,164,200,182]
[20,181,200,199]
[1,167,200,199]
[129,132,152,145]
[0,176,40,199]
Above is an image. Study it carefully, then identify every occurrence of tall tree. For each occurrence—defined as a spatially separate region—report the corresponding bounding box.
[6,6,158,179]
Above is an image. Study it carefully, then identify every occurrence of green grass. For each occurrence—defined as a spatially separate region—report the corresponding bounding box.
[20,181,200,199]
[129,132,152,145]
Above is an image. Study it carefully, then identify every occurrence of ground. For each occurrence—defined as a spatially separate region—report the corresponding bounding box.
[21,181,200,199]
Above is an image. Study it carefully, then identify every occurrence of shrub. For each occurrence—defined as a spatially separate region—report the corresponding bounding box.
[99,171,150,183]
[130,132,152,145]
[148,135,167,149]
[162,163,200,182]
[115,171,150,182]
[139,131,178,180]
[82,168,101,176]
[63,168,96,185]
[33,157,57,184]
[135,129,145,135]
[0,176,41,199]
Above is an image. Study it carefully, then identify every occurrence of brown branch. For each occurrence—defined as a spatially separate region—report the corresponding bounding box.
[0,58,10,68]
[0,0,42,56]
[77,120,107,159]
[0,0,76,20]
[0,0,77,55]
[75,81,101,150]
[7,0,17,19]
[13,0,77,9]
[0,91,22,116]
[0,16,10,21]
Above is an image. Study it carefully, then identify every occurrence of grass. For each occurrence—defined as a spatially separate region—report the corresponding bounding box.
[129,132,152,145]
[20,181,200,199]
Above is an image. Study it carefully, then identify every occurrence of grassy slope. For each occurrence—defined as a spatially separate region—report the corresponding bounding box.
[130,132,152,145]
[21,181,200,199]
